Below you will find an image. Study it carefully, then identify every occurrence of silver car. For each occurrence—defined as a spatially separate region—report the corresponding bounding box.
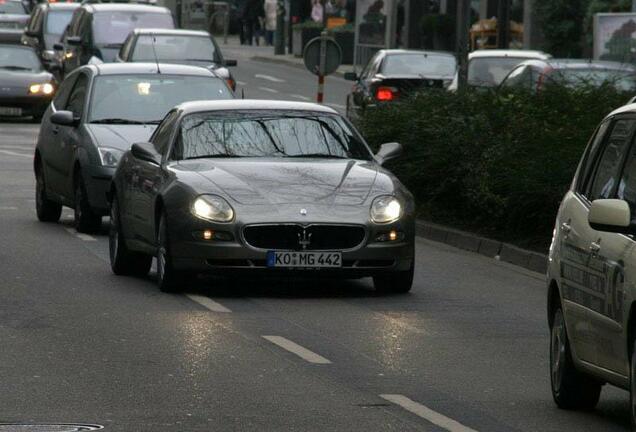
[108,100,415,294]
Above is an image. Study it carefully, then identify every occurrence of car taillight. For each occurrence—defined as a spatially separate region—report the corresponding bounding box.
[376,86,397,101]
[227,78,235,91]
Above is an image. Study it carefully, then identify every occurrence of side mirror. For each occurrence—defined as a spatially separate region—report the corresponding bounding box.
[50,110,78,127]
[589,199,631,233]
[375,142,402,166]
[224,59,237,67]
[53,43,64,51]
[344,72,358,81]
[67,36,82,46]
[131,142,160,165]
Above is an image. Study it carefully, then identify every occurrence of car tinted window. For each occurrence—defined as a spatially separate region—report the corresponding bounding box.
[65,73,89,118]
[132,35,219,63]
[588,119,636,200]
[577,120,611,196]
[617,142,636,217]
[0,46,41,71]
[53,73,78,109]
[92,11,174,46]
[152,110,179,155]
[381,54,456,78]
[27,6,42,32]
[0,1,26,14]
[173,111,373,161]
[46,10,74,35]
[501,65,531,88]
[89,74,231,123]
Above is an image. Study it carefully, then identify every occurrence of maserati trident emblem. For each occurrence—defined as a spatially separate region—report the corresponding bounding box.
[298,229,312,250]
[300,208,307,216]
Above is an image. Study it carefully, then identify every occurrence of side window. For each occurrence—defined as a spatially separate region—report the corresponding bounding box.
[65,73,89,118]
[577,120,611,195]
[68,10,83,37]
[360,53,380,80]
[151,110,179,156]
[27,7,42,32]
[617,143,636,216]
[52,73,78,109]
[588,119,636,201]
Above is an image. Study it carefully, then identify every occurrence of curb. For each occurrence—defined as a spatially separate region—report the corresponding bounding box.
[415,220,548,275]
[251,55,349,77]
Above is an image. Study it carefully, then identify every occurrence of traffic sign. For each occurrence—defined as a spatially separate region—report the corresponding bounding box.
[303,35,342,77]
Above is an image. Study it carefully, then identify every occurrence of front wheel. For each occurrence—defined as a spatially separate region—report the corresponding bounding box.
[109,194,152,276]
[35,166,62,222]
[74,171,102,233]
[373,262,414,294]
[550,307,602,410]
[156,211,183,293]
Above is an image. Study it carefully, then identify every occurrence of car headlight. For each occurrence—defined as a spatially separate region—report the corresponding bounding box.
[28,83,54,95]
[370,196,403,224]
[192,195,234,222]
[98,147,124,167]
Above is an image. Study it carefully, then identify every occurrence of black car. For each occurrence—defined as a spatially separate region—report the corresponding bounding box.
[108,100,415,293]
[34,63,233,232]
[21,2,79,72]
[116,28,238,90]
[57,3,174,77]
[344,49,457,120]
[0,43,56,120]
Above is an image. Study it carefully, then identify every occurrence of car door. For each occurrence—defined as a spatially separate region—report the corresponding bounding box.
[567,117,636,368]
[558,119,613,365]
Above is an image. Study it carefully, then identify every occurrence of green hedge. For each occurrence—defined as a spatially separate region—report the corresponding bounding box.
[358,85,631,250]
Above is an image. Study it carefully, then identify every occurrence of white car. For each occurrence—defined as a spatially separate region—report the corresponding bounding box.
[547,101,636,425]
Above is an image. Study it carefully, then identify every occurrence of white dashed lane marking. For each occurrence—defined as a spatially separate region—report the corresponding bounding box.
[0,206,18,210]
[291,94,311,101]
[0,149,31,158]
[262,335,332,364]
[255,74,286,83]
[258,86,279,94]
[380,394,479,432]
[64,227,97,242]
[186,294,232,313]
[236,80,247,86]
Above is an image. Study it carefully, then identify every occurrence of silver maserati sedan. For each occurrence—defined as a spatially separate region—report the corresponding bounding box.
[108,100,415,293]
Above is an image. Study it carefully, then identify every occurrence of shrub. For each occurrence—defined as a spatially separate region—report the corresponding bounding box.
[357,85,631,250]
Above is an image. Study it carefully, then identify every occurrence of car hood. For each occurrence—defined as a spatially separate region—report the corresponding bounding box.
[85,124,157,151]
[178,159,386,205]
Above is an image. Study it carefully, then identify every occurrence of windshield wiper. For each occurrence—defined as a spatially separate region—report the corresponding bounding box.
[184,154,243,160]
[91,118,154,125]
[287,153,348,159]
[0,65,31,71]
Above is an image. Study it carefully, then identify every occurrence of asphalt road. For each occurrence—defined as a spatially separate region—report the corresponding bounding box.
[0,56,632,431]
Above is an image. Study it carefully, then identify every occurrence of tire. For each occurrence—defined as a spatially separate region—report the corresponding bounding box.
[630,340,636,429]
[109,194,152,276]
[373,261,414,294]
[550,307,602,410]
[35,165,62,223]
[74,171,101,233]
[156,211,182,293]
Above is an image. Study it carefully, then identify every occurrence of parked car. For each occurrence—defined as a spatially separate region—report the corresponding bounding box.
[57,3,174,77]
[0,0,29,32]
[548,103,636,426]
[344,49,457,119]
[116,28,237,91]
[34,63,233,232]
[0,43,57,120]
[108,99,415,293]
[500,59,636,93]
[448,49,552,90]
[21,2,79,72]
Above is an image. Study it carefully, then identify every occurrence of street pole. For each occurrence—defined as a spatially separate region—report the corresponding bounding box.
[633,0,636,12]
[274,0,286,54]
[497,0,510,49]
[317,30,327,103]
[456,0,470,91]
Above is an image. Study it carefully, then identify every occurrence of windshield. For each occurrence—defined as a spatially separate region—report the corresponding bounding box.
[89,74,232,123]
[132,34,219,63]
[468,57,528,87]
[0,1,26,14]
[382,54,456,78]
[174,111,373,161]
[552,68,636,91]
[45,10,74,35]
[0,45,41,71]
[92,11,174,46]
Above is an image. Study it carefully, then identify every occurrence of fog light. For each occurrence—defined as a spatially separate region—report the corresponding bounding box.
[389,230,397,241]
[203,229,214,240]
[375,230,404,242]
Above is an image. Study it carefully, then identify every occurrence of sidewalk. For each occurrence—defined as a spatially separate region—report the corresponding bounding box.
[218,34,355,77]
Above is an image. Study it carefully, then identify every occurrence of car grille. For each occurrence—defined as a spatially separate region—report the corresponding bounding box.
[243,224,366,251]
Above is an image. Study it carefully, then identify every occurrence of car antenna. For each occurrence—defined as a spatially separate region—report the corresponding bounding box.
[151,34,161,74]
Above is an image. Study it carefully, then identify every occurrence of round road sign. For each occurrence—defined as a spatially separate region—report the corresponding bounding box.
[303,36,342,76]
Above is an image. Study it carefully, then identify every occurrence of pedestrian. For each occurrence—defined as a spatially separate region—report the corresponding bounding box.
[243,0,265,46]
[264,0,277,46]
[311,0,323,23]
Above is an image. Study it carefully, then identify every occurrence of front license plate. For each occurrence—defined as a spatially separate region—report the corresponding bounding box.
[266,251,342,268]
[0,107,22,116]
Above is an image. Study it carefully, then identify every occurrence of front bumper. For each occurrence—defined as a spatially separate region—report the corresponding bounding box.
[0,95,52,117]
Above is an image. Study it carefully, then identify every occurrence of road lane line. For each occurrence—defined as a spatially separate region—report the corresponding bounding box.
[236,80,247,86]
[0,149,31,158]
[186,294,232,313]
[0,206,18,210]
[255,74,286,83]
[64,227,97,242]
[291,94,311,101]
[262,335,332,364]
[380,394,478,432]
[258,86,279,94]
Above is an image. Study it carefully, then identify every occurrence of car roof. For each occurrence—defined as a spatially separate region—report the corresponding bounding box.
[132,28,209,37]
[176,99,338,115]
[378,49,455,57]
[82,3,170,13]
[469,49,551,60]
[44,2,82,10]
[88,62,218,77]
[514,58,636,71]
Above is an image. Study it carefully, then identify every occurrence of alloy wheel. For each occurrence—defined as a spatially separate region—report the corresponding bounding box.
[551,310,566,393]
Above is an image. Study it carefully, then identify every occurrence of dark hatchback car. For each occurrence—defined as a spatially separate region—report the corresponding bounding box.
[108,100,415,293]
[21,2,79,72]
[116,28,238,90]
[57,3,174,77]
[34,63,233,232]
[344,49,456,119]
[0,43,56,120]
